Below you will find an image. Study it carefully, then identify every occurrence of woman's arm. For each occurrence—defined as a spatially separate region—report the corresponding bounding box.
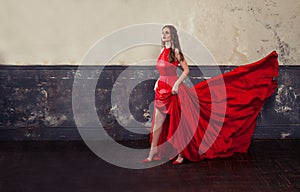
[172,49,189,94]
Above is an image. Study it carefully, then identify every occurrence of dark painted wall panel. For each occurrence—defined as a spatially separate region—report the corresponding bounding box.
[0,65,299,140]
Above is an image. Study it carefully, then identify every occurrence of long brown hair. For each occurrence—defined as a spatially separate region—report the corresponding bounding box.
[161,25,185,63]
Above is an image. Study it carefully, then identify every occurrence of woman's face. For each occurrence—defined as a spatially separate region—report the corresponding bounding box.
[162,27,171,42]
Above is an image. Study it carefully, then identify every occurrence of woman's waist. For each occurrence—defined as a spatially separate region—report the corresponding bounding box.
[158,76,178,82]
[157,76,177,88]
[159,75,178,79]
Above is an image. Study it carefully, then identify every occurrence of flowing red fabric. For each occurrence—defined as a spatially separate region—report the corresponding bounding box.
[150,48,279,162]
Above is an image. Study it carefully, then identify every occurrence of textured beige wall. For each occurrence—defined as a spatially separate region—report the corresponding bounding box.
[0,0,299,65]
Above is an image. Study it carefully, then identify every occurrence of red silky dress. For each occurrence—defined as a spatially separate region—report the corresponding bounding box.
[150,48,279,162]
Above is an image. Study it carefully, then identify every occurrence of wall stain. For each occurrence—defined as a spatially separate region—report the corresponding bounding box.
[228,26,249,64]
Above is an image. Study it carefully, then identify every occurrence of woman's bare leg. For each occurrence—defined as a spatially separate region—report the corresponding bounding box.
[146,108,166,161]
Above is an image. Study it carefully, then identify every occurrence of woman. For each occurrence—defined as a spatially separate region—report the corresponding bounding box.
[143,25,279,164]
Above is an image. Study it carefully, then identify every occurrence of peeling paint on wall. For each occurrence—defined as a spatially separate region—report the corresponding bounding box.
[273,68,300,124]
[274,85,299,123]
[0,65,299,140]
